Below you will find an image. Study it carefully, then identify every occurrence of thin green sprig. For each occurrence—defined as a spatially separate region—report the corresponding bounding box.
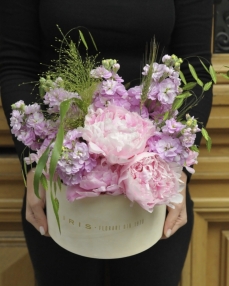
[176,57,215,122]
[140,39,158,111]
[41,26,100,123]
[175,57,216,151]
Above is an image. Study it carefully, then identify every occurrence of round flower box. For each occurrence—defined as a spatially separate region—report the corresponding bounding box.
[46,185,166,259]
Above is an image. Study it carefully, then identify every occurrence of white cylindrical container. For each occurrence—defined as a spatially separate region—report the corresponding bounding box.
[46,185,166,259]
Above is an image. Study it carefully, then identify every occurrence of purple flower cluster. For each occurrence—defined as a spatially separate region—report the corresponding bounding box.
[11,101,59,151]
[44,88,81,113]
[57,130,97,186]
[90,63,131,111]
[147,115,200,170]
[90,61,150,117]
[90,56,182,121]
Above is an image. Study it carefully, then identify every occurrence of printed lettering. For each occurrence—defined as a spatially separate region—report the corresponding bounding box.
[69,219,74,225]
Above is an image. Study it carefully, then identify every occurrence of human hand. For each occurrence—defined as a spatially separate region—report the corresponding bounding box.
[26,169,49,236]
[162,171,187,238]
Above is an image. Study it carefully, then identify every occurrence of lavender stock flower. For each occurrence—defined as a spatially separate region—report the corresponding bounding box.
[161,118,185,135]
[147,134,187,165]
[157,78,177,105]
[57,130,97,186]
[44,88,81,113]
[10,110,24,136]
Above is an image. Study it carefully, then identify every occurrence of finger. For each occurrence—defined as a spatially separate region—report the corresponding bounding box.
[170,207,187,235]
[26,169,50,235]
[26,201,49,236]
[163,206,187,238]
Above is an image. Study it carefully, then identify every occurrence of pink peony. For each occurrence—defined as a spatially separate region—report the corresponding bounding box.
[80,105,155,164]
[66,158,122,201]
[119,152,183,212]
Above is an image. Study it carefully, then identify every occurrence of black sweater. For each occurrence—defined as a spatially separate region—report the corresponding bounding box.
[0,0,213,177]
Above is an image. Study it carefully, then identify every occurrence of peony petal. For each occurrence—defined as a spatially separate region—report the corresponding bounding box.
[88,142,106,156]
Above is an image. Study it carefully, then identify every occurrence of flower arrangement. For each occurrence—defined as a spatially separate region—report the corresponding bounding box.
[10,30,216,231]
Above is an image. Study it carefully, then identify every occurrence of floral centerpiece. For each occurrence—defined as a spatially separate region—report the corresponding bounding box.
[10,30,216,258]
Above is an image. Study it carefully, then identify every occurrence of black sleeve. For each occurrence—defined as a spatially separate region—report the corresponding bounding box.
[171,0,214,182]
[0,0,41,167]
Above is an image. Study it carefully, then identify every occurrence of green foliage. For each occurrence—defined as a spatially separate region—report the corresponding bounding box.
[209,65,217,84]
[220,73,229,80]
[34,145,51,198]
[190,145,199,152]
[49,99,72,187]
[172,97,184,111]
[188,64,203,86]
[176,57,216,122]
[50,189,61,233]
[199,58,210,74]
[201,127,212,152]
[179,70,187,84]
[206,136,212,152]
[176,91,192,99]
[40,174,48,191]
[57,177,62,191]
[163,111,169,121]
[79,30,88,50]
[203,81,212,91]
[188,64,198,81]
[141,40,158,110]
[201,127,209,140]
[182,82,197,91]
[42,27,99,119]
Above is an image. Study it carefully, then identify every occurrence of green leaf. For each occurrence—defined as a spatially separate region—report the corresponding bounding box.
[23,159,27,187]
[206,136,212,152]
[54,181,57,195]
[60,99,73,121]
[40,173,48,191]
[196,78,203,87]
[88,31,98,51]
[49,125,64,187]
[199,59,210,74]
[34,146,50,198]
[50,190,61,233]
[57,177,62,191]
[201,128,212,151]
[124,81,131,89]
[179,70,187,84]
[172,97,184,110]
[22,169,27,187]
[190,145,199,152]
[201,127,209,141]
[209,65,217,84]
[220,73,229,80]
[188,64,198,81]
[176,91,192,99]
[203,81,212,91]
[163,111,169,121]
[79,30,88,50]
[49,99,72,186]
[182,82,197,91]
[189,64,203,86]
